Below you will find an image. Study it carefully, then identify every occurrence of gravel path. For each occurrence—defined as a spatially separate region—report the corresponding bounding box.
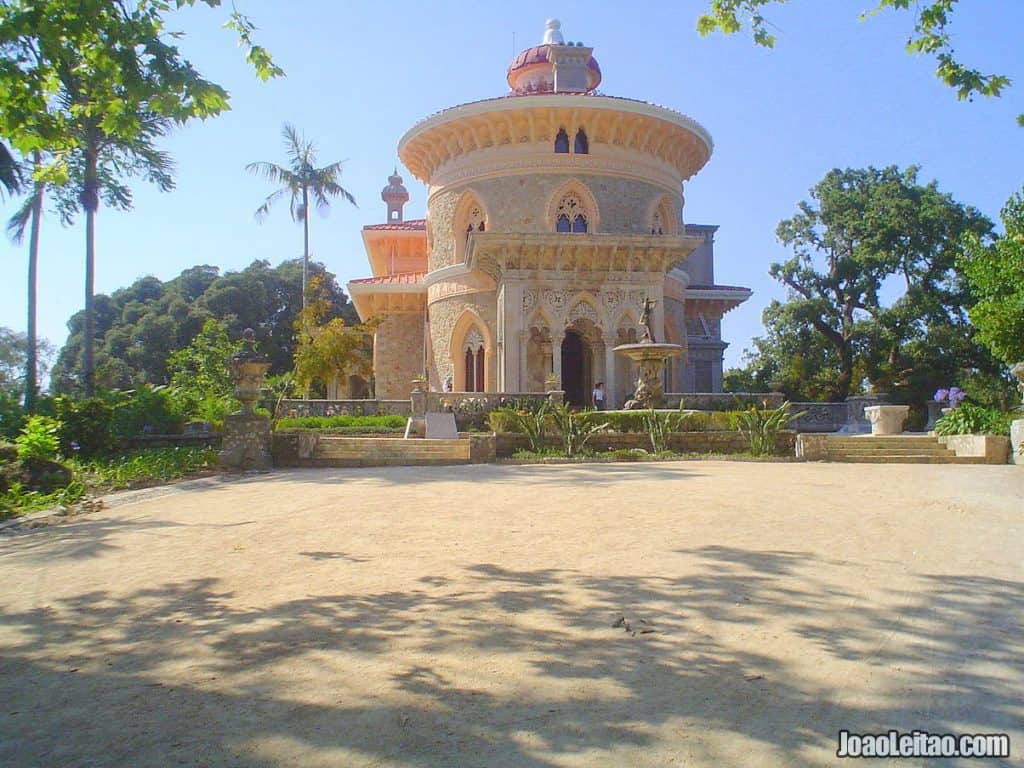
[1,461,1021,767]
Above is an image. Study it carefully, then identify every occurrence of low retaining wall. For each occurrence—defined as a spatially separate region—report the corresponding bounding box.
[495,431,794,457]
[276,399,411,418]
[663,392,785,411]
[938,434,1011,464]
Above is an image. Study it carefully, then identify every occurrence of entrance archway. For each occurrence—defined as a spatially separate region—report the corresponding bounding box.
[561,330,591,406]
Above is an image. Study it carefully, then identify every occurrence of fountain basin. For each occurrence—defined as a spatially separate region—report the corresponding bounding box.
[613,342,684,410]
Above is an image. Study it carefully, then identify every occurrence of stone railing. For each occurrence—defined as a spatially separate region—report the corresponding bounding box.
[276,399,412,418]
[663,392,785,411]
[787,402,849,433]
[423,391,561,431]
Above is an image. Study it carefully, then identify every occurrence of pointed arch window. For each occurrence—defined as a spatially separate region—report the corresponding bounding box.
[464,205,486,234]
[554,127,570,153]
[555,192,588,233]
[574,128,588,154]
[463,327,485,392]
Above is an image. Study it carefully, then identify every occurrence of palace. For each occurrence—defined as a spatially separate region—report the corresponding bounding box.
[347,20,750,408]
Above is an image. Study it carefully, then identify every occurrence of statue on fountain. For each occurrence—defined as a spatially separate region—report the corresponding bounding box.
[639,298,657,343]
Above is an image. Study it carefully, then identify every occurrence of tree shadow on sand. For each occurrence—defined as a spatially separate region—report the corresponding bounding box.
[1,546,1020,766]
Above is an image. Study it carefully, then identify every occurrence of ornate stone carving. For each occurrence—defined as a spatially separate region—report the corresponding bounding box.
[543,288,571,313]
[522,288,537,312]
[568,300,598,325]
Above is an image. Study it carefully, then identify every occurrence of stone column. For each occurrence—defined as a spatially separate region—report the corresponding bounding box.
[551,330,565,389]
[604,337,618,409]
[518,330,530,392]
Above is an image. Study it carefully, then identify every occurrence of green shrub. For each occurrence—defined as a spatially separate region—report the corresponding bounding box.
[0,391,24,441]
[550,402,609,457]
[490,402,552,452]
[275,414,407,431]
[55,397,115,457]
[14,415,61,462]
[109,385,188,437]
[642,409,673,452]
[735,401,803,457]
[933,403,1013,436]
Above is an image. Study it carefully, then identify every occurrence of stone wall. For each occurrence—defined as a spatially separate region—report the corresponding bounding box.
[428,292,498,387]
[374,313,425,400]
[276,399,411,418]
[427,173,679,270]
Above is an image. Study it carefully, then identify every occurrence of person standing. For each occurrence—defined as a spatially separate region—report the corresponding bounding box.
[592,381,605,410]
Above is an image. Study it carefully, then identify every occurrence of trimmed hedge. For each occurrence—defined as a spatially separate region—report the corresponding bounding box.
[275,414,407,431]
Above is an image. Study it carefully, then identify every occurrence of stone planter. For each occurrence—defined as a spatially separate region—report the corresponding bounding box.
[1011,419,1024,466]
[863,405,910,436]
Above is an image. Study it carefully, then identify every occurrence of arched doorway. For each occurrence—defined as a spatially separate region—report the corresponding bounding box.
[561,330,591,406]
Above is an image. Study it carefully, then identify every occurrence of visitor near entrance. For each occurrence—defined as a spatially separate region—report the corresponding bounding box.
[592,382,605,410]
[347,19,751,406]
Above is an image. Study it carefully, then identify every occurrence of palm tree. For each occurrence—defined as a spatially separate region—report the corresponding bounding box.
[7,150,44,411]
[247,123,357,311]
[0,142,22,198]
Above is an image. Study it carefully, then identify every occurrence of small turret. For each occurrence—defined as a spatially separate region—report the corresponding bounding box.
[381,168,409,222]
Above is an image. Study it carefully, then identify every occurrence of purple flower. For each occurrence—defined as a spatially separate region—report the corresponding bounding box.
[70,441,80,452]
[933,388,948,403]
[142,425,154,434]
[948,387,966,407]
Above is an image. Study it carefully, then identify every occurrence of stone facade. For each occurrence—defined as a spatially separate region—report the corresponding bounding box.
[347,21,750,406]
[373,312,425,400]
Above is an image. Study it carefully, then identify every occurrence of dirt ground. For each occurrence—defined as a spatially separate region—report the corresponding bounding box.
[0,461,1021,767]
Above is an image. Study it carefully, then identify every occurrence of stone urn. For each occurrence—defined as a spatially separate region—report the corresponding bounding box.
[863,404,910,436]
[545,374,561,393]
[219,328,272,471]
[229,329,271,415]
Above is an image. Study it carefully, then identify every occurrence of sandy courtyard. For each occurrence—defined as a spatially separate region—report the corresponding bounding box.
[0,461,1021,767]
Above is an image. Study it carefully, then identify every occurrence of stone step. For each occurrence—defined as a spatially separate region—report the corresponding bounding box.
[312,437,470,464]
[824,447,955,457]
[822,454,988,464]
[824,437,941,448]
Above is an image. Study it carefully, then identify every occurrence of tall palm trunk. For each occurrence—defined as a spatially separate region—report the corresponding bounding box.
[301,184,309,312]
[82,145,99,397]
[24,151,43,411]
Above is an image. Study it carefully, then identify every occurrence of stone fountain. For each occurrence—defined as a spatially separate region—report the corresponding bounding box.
[613,298,684,410]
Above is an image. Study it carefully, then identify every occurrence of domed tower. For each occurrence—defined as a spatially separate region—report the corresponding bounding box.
[381,168,409,223]
[349,20,750,403]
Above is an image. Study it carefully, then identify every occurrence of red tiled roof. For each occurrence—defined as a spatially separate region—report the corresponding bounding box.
[362,218,426,232]
[349,272,426,285]
[687,284,750,292]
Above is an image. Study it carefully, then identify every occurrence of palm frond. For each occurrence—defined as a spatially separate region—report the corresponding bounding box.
[318,179,357,208]
[6,195,34,244]
[254,186,288,223]
[0,142,23,198]
[246,161,297,186]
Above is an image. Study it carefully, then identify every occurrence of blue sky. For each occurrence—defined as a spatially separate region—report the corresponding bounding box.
[1,0,1022,376]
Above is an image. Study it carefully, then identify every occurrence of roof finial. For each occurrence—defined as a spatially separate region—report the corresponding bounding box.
[542,19,564,45]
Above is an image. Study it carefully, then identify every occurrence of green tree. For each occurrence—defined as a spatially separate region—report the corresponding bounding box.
[167,319,239,405]
[697,0,1019,123]
[959,189,1024,365]
[6,149,43,410]
[743,166,996,404]
[247,123,357,312]
[292,276,372,395]
[0,0,281,397]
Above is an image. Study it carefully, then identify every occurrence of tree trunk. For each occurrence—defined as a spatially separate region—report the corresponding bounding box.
[82,147,99,397]
[301,185,309,313]
[24,151,43,412]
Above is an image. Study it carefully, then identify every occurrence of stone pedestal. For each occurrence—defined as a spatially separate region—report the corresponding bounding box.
[1011,419,1024,466]
[841,395,885,434]
[864,405,910,436]
[219,413,272,471]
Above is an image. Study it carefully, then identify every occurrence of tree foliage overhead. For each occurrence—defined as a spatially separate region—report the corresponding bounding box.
[959,188,1024,365]
[697,1,1020,123]
[50,259,356,395]
[725,166,1009,409]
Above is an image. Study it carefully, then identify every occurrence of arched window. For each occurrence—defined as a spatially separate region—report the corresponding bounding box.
[555,192,588,233]
[463,328,485,392]
[574,128,588,154]
[464,205,486,234]
[651,207,664,235]
[554,127,570,153]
